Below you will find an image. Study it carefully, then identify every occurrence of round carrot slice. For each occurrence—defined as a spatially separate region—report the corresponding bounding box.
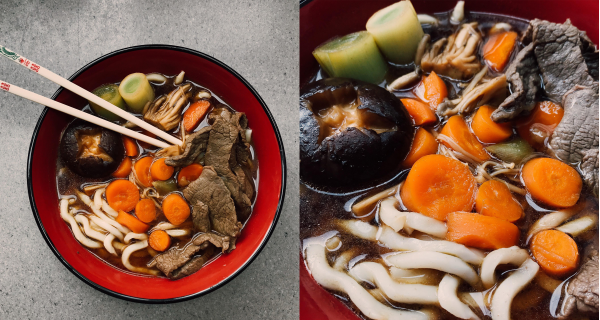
[522,158,582,208]
[517,101,564,149]
[401,128,438,168]
[122,136,139,157]
[447,211,520,250]
[162,193,190,225]
[414,71,448,108]
[177,163,204,187]
[112,157,132,178]
[134,156,153,187]
[531,230,579,278]
[471,105,513,143]
[106,179,140,212]
[401,154,477,221]
[116,210,149,233]
[476,180,523,222]
[150,158,174,181]
[440,115,490,162]
[135,198,157,223]
[149,230,171,252]
[400,98,437,126]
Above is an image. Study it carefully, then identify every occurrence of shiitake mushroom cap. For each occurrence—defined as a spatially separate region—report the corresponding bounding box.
[59,119,125,178]
[300,78,414,187]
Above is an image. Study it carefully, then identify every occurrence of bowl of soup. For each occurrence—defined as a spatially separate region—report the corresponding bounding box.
[300,1,598,319]
[28,45,286,302]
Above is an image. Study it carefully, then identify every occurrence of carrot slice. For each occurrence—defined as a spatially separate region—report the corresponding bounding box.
[522,157,582,208]
[177,163,204,187]
[149,230,171,252]
[134,156,154,187]
[401,128,438,168]
[400,98,437,126]
[105,179,140,212]
[183,100,211,132]
[476,180,523,222]
[414,71,448,109]
[116,210,149,233]
[471,105,513,143]
[162,193,190,225]
[112,157,132,178]
[122,136,139,157]
[446,211,520,250]
[150,158,174,181]
[135,198,157,223]
[483,31,518,72]
[401,154,477,221]
[531,230,579,278]
[517,101,564,150]
[440,115,490,162]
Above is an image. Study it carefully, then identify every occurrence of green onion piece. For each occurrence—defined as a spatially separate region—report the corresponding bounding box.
[118,73,155,114]
[486,137,534,164]
[89,84,127,122]
[152,179,178,196]
[366,0,424,64]
[313,31,388,84]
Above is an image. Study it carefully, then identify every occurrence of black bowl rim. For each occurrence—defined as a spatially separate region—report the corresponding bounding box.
[26,44,287,304]
[300,0,313,8]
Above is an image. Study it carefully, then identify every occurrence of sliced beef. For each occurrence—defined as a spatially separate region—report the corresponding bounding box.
[165,125,211,167]
[149,232,230,279]
[559,250,599,318]
[581,149,599,199]
[231,112,256,202]
[524,19,594,101]
[491,43,541,122]
[183,166,242,238]
[580,31,599,81]
[191,200,210,232]
[205,110,253,221]
[494,19,598,121]
[549,83,599,197]
[170,246,215,280]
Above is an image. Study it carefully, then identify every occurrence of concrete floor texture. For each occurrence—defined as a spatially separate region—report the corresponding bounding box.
[0,1,298,319]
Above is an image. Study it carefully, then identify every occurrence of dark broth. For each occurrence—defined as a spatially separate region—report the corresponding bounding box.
[301,10,597,320]
[56,74,259,277]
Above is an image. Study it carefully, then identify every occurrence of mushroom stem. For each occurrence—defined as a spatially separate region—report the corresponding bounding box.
[386,71,420,91]
[414,34,431,66]
[174,71,185,85]
[417,14,439,26]
[450,1,465,24]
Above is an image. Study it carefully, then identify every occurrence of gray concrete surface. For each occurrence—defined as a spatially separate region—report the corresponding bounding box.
[0,0,298,319]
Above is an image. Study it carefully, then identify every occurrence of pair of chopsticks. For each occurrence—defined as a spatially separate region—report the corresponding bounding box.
[0,45,181,149]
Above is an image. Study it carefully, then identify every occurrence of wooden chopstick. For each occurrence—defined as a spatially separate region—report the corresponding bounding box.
[0,45,182,146]
[0,79,170,149]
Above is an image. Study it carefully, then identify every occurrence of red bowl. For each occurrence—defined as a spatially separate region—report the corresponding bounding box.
[300,0,598,319]
[28,45,286,303]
